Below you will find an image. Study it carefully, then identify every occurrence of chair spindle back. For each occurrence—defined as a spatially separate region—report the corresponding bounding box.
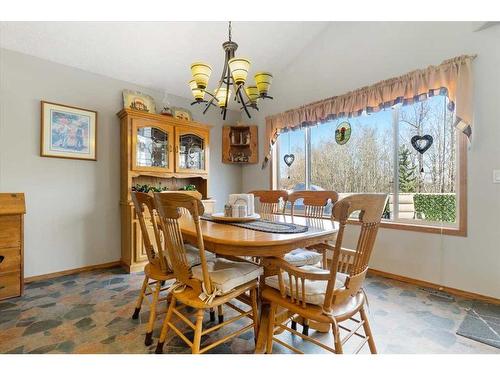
[324,193,388,311]
[250,190,288,214]
[153,192,212,295]
[288,191,339,218]
[131,192,168,272]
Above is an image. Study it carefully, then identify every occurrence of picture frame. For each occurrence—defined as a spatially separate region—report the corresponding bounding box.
[172,107,192,121]
[122,90,157,113]
[40,101,97,161]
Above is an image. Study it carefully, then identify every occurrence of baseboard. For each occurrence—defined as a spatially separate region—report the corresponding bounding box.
[24,260,121,283]
[368,268,500,305]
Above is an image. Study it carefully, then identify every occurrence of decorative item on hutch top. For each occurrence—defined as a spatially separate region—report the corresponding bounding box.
[122,90,156,113]
[40,101,97,161]
[172,107,192,121]
[188,21,274,120]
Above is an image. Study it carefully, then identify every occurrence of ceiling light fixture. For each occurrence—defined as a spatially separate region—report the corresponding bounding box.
[189,21,273,120]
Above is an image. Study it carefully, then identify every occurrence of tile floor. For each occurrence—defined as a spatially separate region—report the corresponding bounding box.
[0,267,498,354]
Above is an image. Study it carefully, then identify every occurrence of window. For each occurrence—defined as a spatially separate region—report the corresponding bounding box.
[273,95,466,235]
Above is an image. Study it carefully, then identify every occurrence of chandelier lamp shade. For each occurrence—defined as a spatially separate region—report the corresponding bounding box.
[188,22,274,120]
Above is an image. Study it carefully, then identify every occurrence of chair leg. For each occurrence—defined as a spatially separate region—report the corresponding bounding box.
[192,309,204,354]
[217,305,224,324]
[132,275,149,319]
[360,306,377,354]
[145,281,161,346]
[155,295,176,354]
[332,320,343,354]
[266,303,276,354]
[250,288,259,340]
[302,319,309,336]
[322,250,328,270]
[209,308,216,322]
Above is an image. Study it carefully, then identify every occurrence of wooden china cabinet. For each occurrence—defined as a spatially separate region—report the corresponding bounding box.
[117,108,212,273]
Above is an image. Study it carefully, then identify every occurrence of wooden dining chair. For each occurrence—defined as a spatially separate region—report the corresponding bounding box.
[286,190,339,269]
[153,192,262,354]
[131,191,217,346]
[285,190,339,335]
[250,190,288,214]
[131,192,175,346]
[262,193,388,354]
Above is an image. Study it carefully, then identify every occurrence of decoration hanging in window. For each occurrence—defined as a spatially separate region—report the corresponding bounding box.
[283,132,295,179]
[411,134,434,173]
[335,121,351,145]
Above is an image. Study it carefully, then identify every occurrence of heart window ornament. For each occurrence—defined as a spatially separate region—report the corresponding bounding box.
[411,134,433,154]
[283,154,295,167]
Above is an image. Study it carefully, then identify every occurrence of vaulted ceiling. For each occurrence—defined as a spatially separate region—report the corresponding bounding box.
[0,21,330,100]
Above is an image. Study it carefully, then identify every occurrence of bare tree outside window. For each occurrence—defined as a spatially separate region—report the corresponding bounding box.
[276,95,458,225]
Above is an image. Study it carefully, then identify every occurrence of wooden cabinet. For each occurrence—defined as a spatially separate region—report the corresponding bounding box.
[222,125,258,164]
[117,109,212,273]
[0,193,25,300]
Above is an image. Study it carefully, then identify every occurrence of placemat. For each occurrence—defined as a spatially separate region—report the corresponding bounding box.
[201,214,308,234]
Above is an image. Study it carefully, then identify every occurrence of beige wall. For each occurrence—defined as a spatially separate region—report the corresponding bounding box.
[0,48,241,278]
[240,22,500,298]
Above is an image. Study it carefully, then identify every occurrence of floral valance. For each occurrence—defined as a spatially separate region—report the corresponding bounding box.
[263,54,475,168]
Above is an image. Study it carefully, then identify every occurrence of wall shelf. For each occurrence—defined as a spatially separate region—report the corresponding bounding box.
[222,125,258,164]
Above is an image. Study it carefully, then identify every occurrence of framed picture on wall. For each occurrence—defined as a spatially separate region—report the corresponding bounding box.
[40,101,97,161]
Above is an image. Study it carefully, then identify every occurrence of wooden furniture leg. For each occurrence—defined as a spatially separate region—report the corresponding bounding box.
[250,288,259,340]
[192,309,205,354]
[217,305,224,323]
[132,275,149,319]
[155,295,176,354]
[255,302,270,353]
[332,321,343,354]
[360,306,377,354]
[266,303,276,354]
[145,281,161,346]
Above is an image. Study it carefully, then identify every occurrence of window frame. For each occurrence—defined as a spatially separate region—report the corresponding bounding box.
[270,108,468,237]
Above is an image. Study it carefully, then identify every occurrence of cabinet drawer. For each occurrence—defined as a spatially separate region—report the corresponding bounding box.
[0,271,21,300]
[0,247,21,274]
[0,215,21,248]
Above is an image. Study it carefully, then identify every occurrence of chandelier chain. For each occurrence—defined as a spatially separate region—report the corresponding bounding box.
[228,21,232,42]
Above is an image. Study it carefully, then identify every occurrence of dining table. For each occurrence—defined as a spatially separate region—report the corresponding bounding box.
[177,212,339,353]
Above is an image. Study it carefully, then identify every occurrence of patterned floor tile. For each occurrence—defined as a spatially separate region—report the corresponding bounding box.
[0,267,498,354]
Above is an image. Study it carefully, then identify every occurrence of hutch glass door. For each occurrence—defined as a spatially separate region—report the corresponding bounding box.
[176,127,209,173]
[132,120,174,173]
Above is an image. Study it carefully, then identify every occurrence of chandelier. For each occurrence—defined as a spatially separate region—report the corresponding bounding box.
[189,21,273,120]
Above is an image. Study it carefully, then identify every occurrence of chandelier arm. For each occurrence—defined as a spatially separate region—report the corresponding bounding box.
[223,51,231,119]
[239,89,251,118]
[240,84,252,103]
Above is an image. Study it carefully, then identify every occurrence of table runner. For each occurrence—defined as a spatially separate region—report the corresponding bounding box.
[201,214,309,234]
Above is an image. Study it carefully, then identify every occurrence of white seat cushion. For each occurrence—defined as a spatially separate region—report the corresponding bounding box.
[185,244,216,266]
[265,265,347,306]
[192,258,263,294]
[284,248,322,267]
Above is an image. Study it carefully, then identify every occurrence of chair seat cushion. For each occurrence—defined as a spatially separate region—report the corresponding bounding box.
[284,248,322,267]
[265,265,347,306]
[192,258,263,294]
[185,244,216,266]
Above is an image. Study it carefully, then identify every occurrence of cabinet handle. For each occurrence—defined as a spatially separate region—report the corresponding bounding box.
[0,256,4,264]
[169,144,173,152]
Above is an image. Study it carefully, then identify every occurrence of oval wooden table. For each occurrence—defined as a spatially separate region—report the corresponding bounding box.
[178,213,339,353]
